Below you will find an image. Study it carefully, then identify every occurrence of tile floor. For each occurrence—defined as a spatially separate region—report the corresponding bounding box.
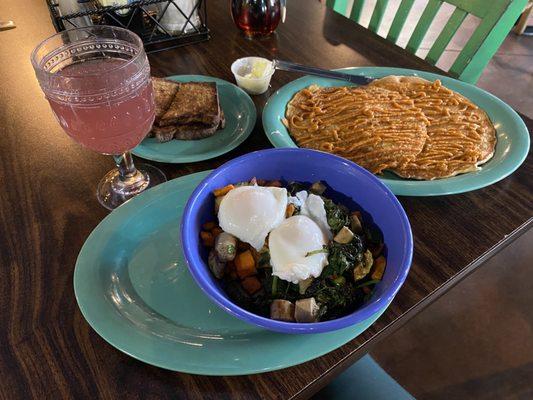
[370,227,533,399]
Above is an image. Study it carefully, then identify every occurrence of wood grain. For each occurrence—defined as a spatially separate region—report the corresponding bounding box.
[0,0,531,399]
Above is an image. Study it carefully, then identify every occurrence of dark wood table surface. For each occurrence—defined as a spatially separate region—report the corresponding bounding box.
[0,0,531,399]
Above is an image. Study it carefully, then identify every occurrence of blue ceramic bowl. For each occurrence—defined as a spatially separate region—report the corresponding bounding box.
[181,148,413,334]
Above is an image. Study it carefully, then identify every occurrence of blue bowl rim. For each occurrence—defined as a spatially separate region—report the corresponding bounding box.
[181,148,413,334]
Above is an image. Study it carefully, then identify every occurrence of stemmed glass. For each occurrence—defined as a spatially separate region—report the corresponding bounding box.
[31,25,166,209]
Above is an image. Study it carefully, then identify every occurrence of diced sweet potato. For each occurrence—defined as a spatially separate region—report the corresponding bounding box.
[237,241,249,251]
[285,203,296,218]
[242,276,261,295]
[211,226,223,237]
[214,195,224,213]
[202,221,216,230]
[371,256,386,280]
[213,184,234,197]
[250,247,260,263]
[235,250,256,279]
[200,231,214,247]
[371,242,384,258]
[226,260,237,280]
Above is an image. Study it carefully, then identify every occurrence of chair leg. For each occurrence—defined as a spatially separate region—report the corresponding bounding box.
[514,1,532,35]
[313,355,416,400]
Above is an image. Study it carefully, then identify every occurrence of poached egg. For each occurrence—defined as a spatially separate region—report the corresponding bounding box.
[269,215,329,284]
[288,190,332,240]
[218,185,288,250]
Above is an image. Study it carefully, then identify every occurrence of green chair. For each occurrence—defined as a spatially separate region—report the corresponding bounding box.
[325,0,528,83]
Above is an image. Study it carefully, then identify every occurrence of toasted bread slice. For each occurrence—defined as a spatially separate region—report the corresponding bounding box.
[150,110,225,142]
[152,77,180,122]
[173,123,219,140]
[151,124,176,143]
[159,82,220,127]
[173,109,226,140]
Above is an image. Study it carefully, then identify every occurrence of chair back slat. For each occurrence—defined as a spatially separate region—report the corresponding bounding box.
[326,0,350,15]
[325,0,527,83]
[387,0,416,43]
[425,7,467,64]
[350,0,366,23]
[438,0,500,18]
[368,0,390,32]
[405,0,443,53]
[450,0,527,82]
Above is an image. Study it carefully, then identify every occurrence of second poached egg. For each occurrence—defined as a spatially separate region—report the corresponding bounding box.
[269,215,329,284]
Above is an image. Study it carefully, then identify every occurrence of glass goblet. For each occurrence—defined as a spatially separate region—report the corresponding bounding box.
[31,25,166,210]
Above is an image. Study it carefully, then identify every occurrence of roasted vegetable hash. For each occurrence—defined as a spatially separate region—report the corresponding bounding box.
[200,179,387,323]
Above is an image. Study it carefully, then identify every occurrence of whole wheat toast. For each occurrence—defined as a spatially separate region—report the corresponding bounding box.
[159,82,220,127]
[150,109,226,142]
[150,125,176,143]
[152,77,180,122]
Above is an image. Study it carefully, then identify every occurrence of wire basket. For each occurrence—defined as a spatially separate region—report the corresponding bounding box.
[46,0,210,53]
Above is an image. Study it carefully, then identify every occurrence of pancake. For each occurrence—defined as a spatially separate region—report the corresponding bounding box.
[284,84,429,174]
[369,76,496,180]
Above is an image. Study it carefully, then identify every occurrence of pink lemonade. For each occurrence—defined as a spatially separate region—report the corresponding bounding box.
[48,58,155,155]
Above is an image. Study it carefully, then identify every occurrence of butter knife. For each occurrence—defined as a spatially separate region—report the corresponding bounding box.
[272,59,374,85]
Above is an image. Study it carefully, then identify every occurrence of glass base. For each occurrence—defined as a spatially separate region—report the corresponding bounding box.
[97,163,166,210]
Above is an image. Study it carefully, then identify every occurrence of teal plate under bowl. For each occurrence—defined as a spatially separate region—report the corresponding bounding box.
[133,75,256,163]
[74,171,386,375]
[263,67,530,196]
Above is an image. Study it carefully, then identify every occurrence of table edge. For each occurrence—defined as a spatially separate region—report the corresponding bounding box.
[293,217,533,399]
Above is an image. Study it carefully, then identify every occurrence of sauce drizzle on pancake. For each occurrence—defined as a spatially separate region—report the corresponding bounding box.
[284,76,496,180]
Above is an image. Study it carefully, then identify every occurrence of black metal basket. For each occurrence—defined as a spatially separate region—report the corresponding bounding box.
[46,0,210,53]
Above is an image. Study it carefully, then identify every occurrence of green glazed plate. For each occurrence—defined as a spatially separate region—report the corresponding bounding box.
[74,171,384,375]
[263,67,530,196]
[133,75,256,163]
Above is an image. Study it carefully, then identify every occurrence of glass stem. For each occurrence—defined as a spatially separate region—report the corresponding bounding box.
[113,151,138,182]
[111,151,149,195]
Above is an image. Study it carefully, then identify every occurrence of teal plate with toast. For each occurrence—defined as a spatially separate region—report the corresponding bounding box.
[133,75,256,163]
[263,67,530,196]
[74,171,385,375]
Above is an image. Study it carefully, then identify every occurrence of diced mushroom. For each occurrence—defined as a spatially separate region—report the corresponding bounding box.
[294,298,320,323]
[309,181,326,195]
[354,250,373,280]
[350,212,363,234]
[208,250,226,279]
[334,226,355,244]
[298,277,314,294]
[270,299,295,322]
[214,232,237,261]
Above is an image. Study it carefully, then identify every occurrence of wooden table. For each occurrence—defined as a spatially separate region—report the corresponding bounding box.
[0,0,531,399]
